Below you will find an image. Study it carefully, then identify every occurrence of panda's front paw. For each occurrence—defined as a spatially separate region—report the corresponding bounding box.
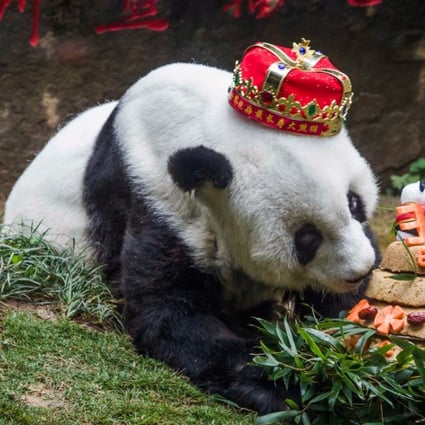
[223,364,289,415]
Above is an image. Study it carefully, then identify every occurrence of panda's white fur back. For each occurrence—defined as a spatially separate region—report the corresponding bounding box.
[4,62,378,302]
[4,101,117,246]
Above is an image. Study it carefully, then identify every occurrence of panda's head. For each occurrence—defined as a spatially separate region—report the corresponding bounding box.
[167,125,378,297]
[117,62,377,298]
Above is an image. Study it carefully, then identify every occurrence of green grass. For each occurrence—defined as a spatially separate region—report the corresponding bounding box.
[0,225,255,424]
[0,311,254,425]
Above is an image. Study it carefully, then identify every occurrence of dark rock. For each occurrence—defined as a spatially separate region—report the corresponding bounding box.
[0,0,424,206]
[350,111,422,185]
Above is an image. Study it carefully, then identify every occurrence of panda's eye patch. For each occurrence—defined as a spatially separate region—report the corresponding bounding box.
[294,224,323,265]
[347,191,366,222]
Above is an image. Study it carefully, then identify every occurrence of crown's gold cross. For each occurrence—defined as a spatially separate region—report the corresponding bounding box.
[292,38,316,68]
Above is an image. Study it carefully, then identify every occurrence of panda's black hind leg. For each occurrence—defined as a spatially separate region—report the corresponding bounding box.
[119,199,288,414]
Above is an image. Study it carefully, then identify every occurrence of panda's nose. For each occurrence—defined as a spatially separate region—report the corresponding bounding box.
[346,266,374,284]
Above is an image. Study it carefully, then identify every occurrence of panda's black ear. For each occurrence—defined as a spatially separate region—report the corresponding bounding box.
[167,146,233,192]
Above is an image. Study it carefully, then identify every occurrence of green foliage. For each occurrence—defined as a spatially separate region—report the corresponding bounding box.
[0,223,122,330]
[388,158,425,195]
[254,316,425,425]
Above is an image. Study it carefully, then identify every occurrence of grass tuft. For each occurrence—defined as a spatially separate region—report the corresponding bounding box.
[0,223,122,330]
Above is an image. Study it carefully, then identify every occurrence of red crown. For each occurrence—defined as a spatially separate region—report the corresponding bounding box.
[228,39,353,136]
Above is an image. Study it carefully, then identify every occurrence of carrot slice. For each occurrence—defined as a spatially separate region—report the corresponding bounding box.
[374,305,405,335]
[378,340,395,357]
[391,319,405,333]
[391,305,405,319]
[374,305,392,335]
[346,299,370,323]
[376,320,391,335]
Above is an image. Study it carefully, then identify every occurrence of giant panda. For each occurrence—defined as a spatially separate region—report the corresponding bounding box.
[4,57,379,414]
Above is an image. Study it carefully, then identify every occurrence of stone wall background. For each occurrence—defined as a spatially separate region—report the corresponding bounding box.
[0,0,424,210]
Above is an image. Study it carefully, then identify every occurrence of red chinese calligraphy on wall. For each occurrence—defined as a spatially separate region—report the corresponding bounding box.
[348,0,383,6]
[95,0,169,34]
[0,0,41,46]
[222,0,383,18]
[222,0,285,19]
[0,0,385,47]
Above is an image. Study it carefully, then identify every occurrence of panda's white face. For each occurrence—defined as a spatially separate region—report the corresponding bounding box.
[192,127,378,298]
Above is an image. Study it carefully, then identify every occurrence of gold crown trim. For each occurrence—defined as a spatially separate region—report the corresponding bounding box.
[256,39,325,70]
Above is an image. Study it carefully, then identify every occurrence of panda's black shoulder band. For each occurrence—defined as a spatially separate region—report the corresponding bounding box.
[167,145,233,192]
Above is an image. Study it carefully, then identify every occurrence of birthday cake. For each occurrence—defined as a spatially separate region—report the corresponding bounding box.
[347,181,425,339]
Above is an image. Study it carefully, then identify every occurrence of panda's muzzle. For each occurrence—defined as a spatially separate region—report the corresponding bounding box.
[345,265,374,285]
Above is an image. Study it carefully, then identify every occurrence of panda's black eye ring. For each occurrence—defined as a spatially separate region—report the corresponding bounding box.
[294,223,323,265]
[347,191,366,222]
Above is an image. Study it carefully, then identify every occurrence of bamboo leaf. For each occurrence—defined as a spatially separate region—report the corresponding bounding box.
[413,350,425,384]
[328,379,343,410]
[297,328,325,360]
[308,391,332,405]
[362,380,394,407]
[300,412,312,425]
[340,381,353,406]
[256,317,279,337]
[354,328,376,354]
[285,398,300,410]
[304,327,340,350]
[387,272,416,281]
[255,410,300,425]
[275,323,297,357]
[282,317,298,354]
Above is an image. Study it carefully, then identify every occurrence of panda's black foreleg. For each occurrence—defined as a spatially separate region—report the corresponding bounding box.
[124,298,287,414]
[119,211,287,414]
